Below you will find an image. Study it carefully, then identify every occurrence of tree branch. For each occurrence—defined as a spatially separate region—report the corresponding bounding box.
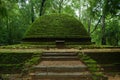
[90,15,102,34]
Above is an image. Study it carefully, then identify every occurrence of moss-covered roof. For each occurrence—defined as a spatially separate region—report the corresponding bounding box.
[23,14,90,39]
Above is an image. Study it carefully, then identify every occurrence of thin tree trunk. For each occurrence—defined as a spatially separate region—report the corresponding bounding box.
[58,0,63,13]
[78,0,81,20]
[39,0,46,16]
[6,16,12,44]
[101,0,109,45]
[31,1,34,23]
[115,35,119,46]
[101,14,106,45]
[90,15,102,34]
[88,18,91,34]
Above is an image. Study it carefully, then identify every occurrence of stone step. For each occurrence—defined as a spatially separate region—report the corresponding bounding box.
[41,56,79,60]
[42,52,78,56]
[38,60,85,66]
[30,77,92,80]
[31,65,88,73]
[30,72,92,80]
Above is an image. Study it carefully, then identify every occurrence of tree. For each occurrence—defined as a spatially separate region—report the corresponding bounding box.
[0,0,7,17]
[86,0,120,45]
[106,17,120,46]
[0,0,119,46]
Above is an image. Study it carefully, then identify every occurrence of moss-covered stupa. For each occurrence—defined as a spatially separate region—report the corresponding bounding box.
[23,14,91,45]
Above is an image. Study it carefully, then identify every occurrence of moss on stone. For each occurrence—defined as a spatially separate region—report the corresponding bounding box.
[23,14,90,40]
[0,52,41,73]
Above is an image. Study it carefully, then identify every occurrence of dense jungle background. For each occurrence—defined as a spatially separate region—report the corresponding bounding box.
[0,0,120,46]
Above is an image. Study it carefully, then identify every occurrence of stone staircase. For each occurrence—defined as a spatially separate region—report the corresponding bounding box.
[29,52,93,80]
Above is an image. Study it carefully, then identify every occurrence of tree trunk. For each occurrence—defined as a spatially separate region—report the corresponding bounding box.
[6,16,12,44]
[31,1,34,23]
[101,14,106,45]
[39,0,46,16]
[58,0,63,13]
[88,18,91,34]
[78,0,81,20]
[101,0,109,45]
[90,16,102,34]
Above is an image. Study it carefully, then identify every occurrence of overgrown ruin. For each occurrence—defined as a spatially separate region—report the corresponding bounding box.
[0,14,120,80]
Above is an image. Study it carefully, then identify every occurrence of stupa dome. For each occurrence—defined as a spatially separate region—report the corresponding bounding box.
[23,14,91,44]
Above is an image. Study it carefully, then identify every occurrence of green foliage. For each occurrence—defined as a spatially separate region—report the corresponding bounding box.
[24,14,89,39]
[91,16,120,46]
[106,17,120,46]
[0,0,31,45]
[83,0,120,45]
[0,0,119,46]
[0,0,7,18]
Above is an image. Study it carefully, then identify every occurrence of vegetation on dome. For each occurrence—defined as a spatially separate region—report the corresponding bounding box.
[23,14,90,39]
